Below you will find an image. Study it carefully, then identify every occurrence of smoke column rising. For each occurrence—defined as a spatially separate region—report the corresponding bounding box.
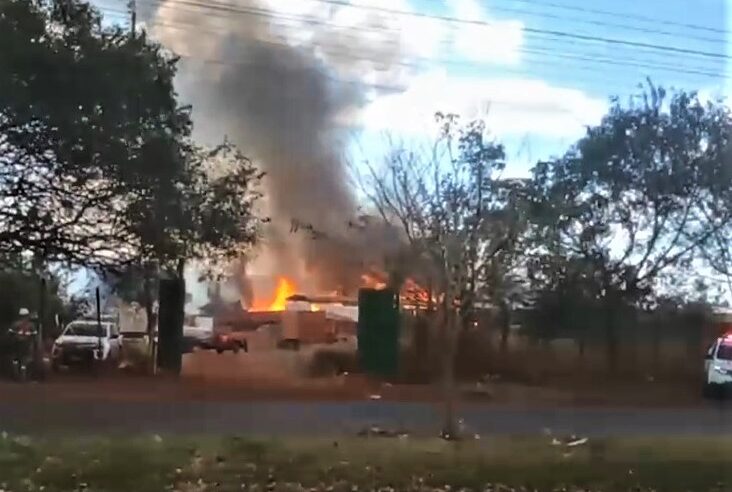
[146,0,429,295]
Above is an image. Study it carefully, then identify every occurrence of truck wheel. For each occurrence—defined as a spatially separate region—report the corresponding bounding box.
[216,348,224,354]
[241,341,248,353]
[233,344,240,354]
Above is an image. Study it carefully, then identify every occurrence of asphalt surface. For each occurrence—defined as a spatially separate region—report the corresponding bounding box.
[4,400,732,437]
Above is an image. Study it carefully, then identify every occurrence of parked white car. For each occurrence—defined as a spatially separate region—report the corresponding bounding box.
[704,335,732,398]
[51,320,122,371]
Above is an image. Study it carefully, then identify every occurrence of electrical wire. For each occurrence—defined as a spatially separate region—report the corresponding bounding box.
[127,0,729,91]
[129,0,728,73]
[93,14,672,97]
[488,0,728,35]
[145,0,732,61]
[469,1,727,46]
[103,2,729,86]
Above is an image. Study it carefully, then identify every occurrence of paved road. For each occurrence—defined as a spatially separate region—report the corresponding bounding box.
[4,400,732,437]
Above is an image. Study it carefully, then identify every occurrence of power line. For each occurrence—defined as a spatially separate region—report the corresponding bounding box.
[133,0,728,73]
[161,36,718,100]
[491,0,728,36]
[94,5,729,116]
[474,1,726,46]
[522,46,726,80]
[148,0,731,62]
[122,13,705,92]
[119,2,729,84]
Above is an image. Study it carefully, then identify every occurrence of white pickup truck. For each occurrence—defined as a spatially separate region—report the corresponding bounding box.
[51,320,122,371]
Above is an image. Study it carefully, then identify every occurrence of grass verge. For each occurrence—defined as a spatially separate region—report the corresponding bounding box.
[1,434,732,491]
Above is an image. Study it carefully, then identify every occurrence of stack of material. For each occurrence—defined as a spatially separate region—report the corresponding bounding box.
[284,295,358,341]
[282,310,334,344]
[325,305,358,338]
[325,304,358,322]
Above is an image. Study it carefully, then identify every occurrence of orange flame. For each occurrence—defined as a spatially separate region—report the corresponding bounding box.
[360,272,435,310]
[249,276,297,312]
[361,273,387,290]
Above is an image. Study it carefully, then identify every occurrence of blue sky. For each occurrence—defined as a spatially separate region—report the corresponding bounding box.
[357,0,730,175]
[95,0,731,176]
[423,0,729,97]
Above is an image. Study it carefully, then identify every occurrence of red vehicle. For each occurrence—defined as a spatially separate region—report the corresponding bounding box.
[204,329,248,354]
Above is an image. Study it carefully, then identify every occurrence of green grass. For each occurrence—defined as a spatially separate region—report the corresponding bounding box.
[2,434,732,491]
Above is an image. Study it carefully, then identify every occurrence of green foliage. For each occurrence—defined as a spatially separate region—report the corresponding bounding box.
[101,264,154,305]
[528,83,732,349]
[4,436,732,492]
[132,140,265,272]
[0,0,263,273]
[0,0,187,266]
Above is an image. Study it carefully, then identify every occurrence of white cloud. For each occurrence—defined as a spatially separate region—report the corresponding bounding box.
[358,70,608,140]
[263,0,519,66]
[150,0,523,90]
[448,0,524,65]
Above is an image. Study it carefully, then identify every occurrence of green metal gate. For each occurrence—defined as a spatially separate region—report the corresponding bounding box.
[358,288,399,378]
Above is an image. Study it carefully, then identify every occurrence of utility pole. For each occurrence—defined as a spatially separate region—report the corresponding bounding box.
[96,287,102,350]
[128,0,136,38]
[38,277,46,346]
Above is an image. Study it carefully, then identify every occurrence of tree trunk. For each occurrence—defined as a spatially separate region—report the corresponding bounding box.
[605,301,619,374]
[574,334,586,373]
[441,306,459,439]
[143,264,156,375]
[652,320,661,374]
[577,335,586,359]
[499,300,511,355]
[413,315,429,381]
[36,277,46,377]
[176,258,185,282]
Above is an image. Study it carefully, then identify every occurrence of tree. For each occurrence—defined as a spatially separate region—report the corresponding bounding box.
[358,114,519,437]
[0,0,195,267]
[115,140,264,346]
[2,0,265,374]
[1,2,263,288]
[127,140,264,273]
[525,255,606,356]
[531,83,732,369]
[478,178,532,353]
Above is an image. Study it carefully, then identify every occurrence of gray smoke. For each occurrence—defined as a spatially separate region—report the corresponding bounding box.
[211,41,363,291]
[148,0,413,295]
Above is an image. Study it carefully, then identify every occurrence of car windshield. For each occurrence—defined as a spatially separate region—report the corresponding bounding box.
[717,343,732,360]
[65,322,108,337]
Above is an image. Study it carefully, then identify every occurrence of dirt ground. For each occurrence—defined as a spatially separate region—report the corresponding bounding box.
[0,333,706,407]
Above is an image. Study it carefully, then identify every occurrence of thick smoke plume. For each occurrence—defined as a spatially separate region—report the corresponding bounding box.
[147,0,422,297]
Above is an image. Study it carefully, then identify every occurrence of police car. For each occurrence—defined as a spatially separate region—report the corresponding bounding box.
[704,334,732,397]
